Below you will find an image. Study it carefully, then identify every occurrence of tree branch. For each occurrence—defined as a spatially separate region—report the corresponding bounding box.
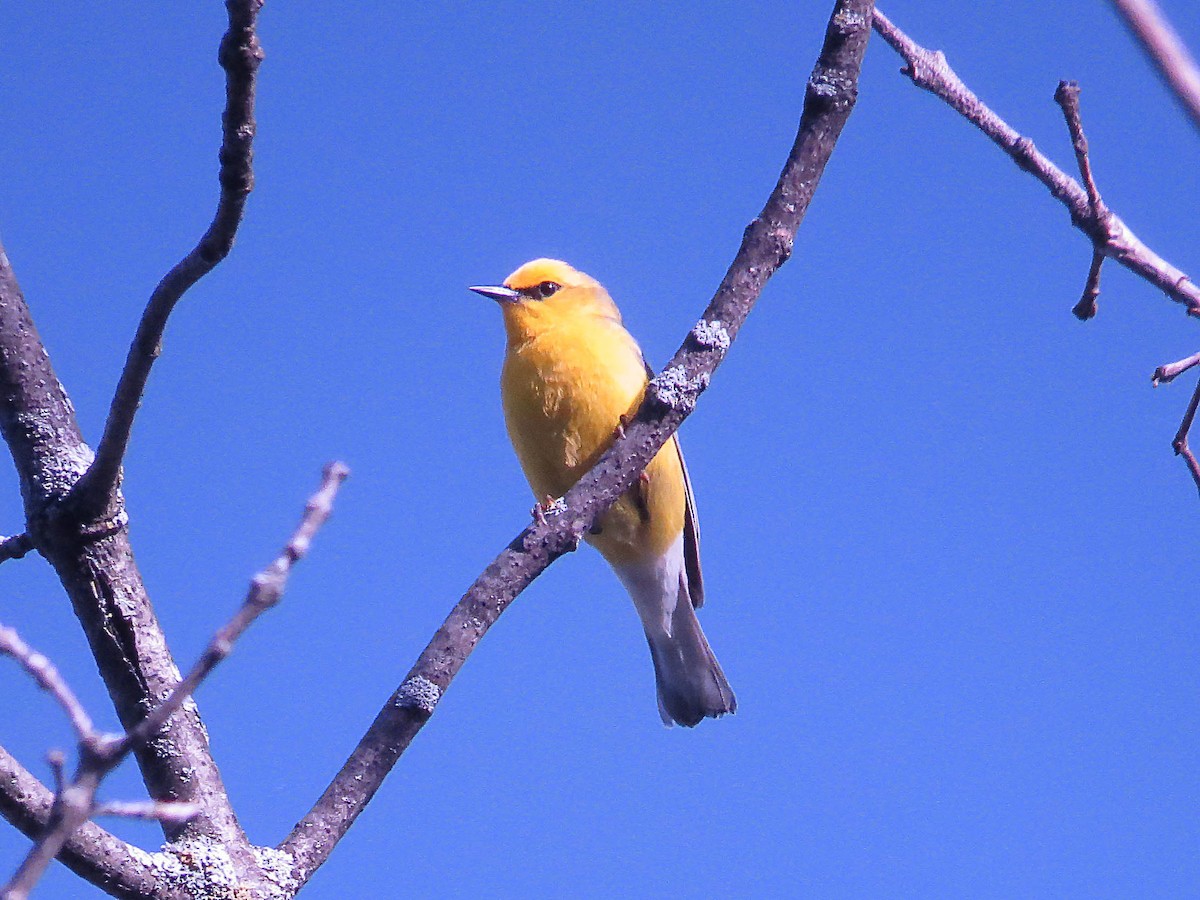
[9,274,257,897]
[1152,351,1200,386]
[0,464,345,899]
[1110,0,1200,134]
[1169,374,1200,495]
[92,801,200,826]
[0,0,267,867]
[67,0,264,520]
[0,240,247,860]
[0,623,196,900]
[871,8,1200,319]
[1052,81,1110,320]
[0,534,33,565]
[872,7,1200,495]
[0,748,183,900]
[113,461,349,759]
[277,0,875,886]
[0,626,94,743]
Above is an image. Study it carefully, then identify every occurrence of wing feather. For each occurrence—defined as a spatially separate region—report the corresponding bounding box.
[675,437,704,608]
[642,356,704,608]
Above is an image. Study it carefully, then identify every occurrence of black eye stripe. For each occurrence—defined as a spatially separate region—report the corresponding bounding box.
[522,281,561,300]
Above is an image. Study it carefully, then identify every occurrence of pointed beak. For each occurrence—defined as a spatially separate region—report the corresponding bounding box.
[470,284,521,304]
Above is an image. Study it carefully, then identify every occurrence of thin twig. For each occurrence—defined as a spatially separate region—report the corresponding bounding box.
[0,1,267,885]
[1053,81,1110,319]
[1171,376,1200,495]
[116,461,349,756]
[1111,0,1200,134]
[1054,82,1105,209]
[0,626,95,742]
[1,463,346,899]
[871,8,1200,318]
[278,0,875,886]
[0,747,181,900]
[93,800,200,825]
[0,534,33,564]
[1152,351,1200,386]
[44,753,65,796]
[1075,250,1105,320]
[873,7,1200,498]
[67,0,264,519]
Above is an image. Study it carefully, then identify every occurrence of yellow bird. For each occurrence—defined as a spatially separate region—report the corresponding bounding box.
[471,259,736,727]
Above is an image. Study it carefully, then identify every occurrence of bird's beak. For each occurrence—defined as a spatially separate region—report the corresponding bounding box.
[470,284,521,304]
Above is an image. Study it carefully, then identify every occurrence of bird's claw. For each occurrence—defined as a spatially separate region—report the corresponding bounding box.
[532,495,566,525]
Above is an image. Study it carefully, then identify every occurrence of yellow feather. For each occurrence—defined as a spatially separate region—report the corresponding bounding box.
[497,260,685,565]
[476,258,734,726]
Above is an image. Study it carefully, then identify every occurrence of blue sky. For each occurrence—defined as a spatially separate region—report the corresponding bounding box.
[1,2,1198,897]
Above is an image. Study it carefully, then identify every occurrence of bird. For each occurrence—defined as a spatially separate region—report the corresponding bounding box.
[471,259,736,727]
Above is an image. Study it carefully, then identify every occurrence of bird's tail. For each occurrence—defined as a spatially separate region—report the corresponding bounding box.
[613,539,736,727]
[645,591,736,727]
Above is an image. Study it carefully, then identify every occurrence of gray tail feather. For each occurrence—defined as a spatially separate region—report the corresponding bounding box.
[645,589,736,728]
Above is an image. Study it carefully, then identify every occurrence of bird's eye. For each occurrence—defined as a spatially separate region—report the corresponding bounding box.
[535,281,561,300]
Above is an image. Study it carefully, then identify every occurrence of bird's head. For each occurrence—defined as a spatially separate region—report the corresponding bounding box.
[471,259,621,343]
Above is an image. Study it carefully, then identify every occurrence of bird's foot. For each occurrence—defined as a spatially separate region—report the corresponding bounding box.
[632,471,652,523]
[532,495,566,525]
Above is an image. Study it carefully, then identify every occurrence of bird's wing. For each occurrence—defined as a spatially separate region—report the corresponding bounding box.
[642,357,704,609]
[675,437,704,609]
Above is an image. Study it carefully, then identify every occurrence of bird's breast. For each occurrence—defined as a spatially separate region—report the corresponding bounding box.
[500,316,685,564]
[502,318,643,496]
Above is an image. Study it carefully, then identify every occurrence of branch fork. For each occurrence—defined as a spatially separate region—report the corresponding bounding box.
[1,463,347,898]
[873,7,1200,496]
[0,624,195,900]
[872,7,1200,320]
[276,1,876,887]
[1152,351,1200,495]
[1053,80,1111,320]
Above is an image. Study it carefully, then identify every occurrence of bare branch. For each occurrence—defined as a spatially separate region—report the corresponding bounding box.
[3,774,101,900]
[0,632,122,900]
[67,0,265,518]
[44,753,65,797]
[0,624,94,742]
[1,463,345,898]
[874,8,1200,497]
[0,534,33,564]
[0,243,89,509]
[1111,0,1200,134]
[1171,376,1200,495]
[1074,250,1105,321]
[278,0,875,885]
[1054,82,1105,211]
[871,7,1200,318]
[116,461,349,757]
[93,800,201,826]
[0,747,182,900]
[0,11,260,864]
[0,237,228,896]
[1053,81,1110,320]
[1153,351,1200,386]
